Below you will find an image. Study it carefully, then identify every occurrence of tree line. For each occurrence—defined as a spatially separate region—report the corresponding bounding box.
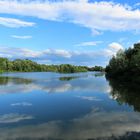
[0,57,104,73]
[106,43,140,82]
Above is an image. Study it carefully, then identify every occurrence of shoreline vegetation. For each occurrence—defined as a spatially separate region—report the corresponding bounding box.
[1,42,140,77]
[0,57,104,73]
[106,43,140,83]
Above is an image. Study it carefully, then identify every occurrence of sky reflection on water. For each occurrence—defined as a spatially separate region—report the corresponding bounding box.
[0,72,140,140]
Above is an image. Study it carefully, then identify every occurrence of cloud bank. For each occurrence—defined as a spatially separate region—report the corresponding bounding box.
[0,0,140,33]
[0,42,123,66]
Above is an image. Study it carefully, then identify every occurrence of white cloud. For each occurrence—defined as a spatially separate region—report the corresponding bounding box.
[0,1,140,32]
[99,42,124,58]
[43,49,72,58]
[0,46,113,66]
[0,17,35,28]
[11,35,32,39]
[0,47,41,58]
[75,41,102,47]
[0,44,122,66]
[91,29,103,36]
[109,42,124,51]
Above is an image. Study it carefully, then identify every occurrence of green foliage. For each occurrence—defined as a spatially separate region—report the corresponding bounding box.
[0,58,9,71]
[57,64,87,73]
[0,70,4,74]
[0,58,86,73]
[88,66,105,71]
[0,57,104,73]
[106,43,140,82]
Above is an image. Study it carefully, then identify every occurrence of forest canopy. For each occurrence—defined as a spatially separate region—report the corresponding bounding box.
[0,58,104,73]
[106,43,140,82]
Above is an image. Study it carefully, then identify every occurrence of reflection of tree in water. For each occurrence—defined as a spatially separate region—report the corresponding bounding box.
[0,77,33,85]
[94,72,105,77]
[59,76,79,81]
[91,132,140,140]
[4,131,140,140]
[107,77,140,112]
[59,72,104,81]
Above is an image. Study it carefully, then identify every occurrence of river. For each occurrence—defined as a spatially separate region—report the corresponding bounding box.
[0,72,140,140]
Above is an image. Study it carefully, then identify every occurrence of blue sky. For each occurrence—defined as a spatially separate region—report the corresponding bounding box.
[0,0,140,66]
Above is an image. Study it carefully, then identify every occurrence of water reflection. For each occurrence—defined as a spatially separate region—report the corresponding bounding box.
[0,73,109,94]
[0,109,140,140]
[0,76,32,85]
[0,78,36,94]
[0,72,140,140]
[59,76,79,81]
[108,78,140,112]
[94,72,105,77]
[0,113,33,123]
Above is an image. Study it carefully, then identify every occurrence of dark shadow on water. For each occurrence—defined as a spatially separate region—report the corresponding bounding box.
[106,76,140,112]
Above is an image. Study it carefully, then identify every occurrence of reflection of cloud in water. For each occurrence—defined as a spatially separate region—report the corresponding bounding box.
[0,113,33,123]
[0,110,140,139]
[11,102,32,107]
[42,83,72,93]
[0,83,41,94]
[0,75,110,94]
[76,96,102,101]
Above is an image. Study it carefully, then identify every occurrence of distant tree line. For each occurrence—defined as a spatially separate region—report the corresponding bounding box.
[106,43,140,82]
[88,66,105,71]
[0,57,104,73]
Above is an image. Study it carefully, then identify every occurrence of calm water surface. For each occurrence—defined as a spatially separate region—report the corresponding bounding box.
[0,72,140,140]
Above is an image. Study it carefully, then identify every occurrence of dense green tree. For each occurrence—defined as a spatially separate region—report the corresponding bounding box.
[88,66,105,71]
[0,58,9,71]
[0,57,104,73]
[106,43,140,82]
